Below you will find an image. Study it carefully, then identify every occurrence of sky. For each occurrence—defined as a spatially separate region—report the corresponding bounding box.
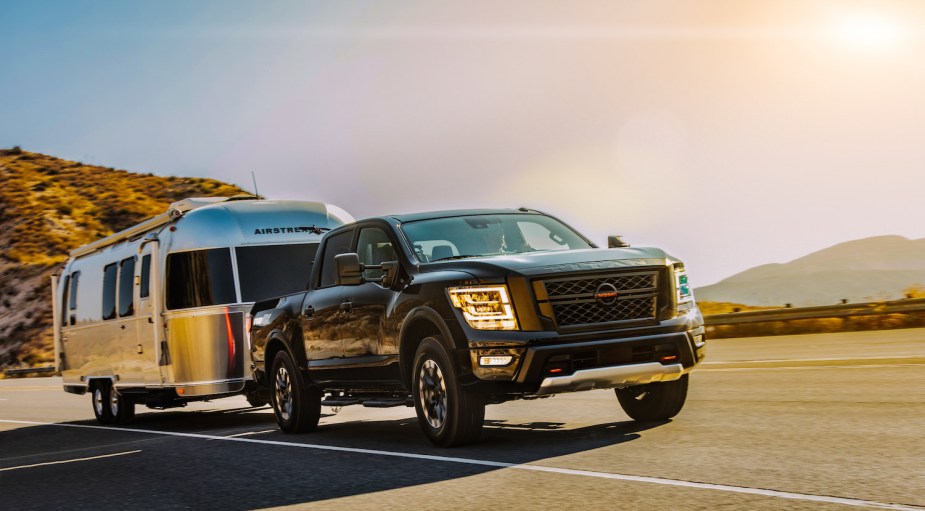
[2,0,925,286]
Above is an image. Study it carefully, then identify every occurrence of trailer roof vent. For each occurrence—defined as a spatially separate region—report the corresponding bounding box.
[167,197,230,219]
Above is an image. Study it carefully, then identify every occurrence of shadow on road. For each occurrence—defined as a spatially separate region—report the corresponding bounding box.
[0,406,670,510]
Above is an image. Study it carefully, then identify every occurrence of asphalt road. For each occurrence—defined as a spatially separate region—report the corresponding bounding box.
[1,328,924,510]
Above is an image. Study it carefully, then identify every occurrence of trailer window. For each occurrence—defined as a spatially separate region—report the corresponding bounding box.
[140,254,151,299]
[165,248,236,310]
[68,271,80,326]
[102,263,118,320]
[60,274,70,327]
[118,257,135,317]
[236,243,318,302]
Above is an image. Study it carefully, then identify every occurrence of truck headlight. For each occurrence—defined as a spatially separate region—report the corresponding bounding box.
[448,285,519,331]
[674,263,694,309]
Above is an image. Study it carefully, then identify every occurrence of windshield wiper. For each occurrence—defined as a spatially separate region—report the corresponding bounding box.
[430,254,481,262]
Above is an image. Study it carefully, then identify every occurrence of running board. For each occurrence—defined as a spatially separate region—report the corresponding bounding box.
[320,397,413,408]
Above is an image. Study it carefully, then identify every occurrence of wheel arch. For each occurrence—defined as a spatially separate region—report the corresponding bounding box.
[398,307,458,389]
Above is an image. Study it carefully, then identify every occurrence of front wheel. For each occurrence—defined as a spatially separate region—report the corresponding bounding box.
[412,336,485,447]
[615,374,689,422]
[271,350,321,433]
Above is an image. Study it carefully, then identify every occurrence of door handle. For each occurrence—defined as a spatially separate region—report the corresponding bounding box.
[303,305,315,319]
[340,299,352,314]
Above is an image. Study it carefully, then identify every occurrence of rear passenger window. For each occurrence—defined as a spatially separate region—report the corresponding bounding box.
[102,263,118,320]
[118,257,135,317]
[318,230,354,288]
[165,248,236,309]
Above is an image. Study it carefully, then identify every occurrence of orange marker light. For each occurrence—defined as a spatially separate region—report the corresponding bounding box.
[548,368,564,374]
[177,388,185,395]
[660,355,678,362]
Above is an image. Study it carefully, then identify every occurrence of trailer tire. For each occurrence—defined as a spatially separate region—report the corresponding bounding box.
[109,388,135,424]
[270,350,321,433]
[91,384,115,424]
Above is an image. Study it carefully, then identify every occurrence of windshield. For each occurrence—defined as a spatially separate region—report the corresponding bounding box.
[401,214,594,262]
[236,243,318,302]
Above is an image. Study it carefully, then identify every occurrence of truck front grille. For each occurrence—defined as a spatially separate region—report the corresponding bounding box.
[538,270,660,330]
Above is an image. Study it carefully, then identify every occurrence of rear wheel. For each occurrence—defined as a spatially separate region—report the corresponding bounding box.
[412,336,485,447]
[615,374,689,422]
[271,350,321,433]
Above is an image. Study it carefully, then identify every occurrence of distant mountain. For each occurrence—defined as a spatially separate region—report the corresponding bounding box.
[0,148,246,371]
[695,235,925,306]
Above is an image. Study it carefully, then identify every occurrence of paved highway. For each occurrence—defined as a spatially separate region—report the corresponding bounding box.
[1,328,924,510]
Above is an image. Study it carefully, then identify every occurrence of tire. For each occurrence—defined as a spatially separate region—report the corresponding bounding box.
[245,391,270,408]
[412,336,485,447]
[91,384,115,424]
[270,350,321,433]
[615,374,689,422]
[91,382,134,425]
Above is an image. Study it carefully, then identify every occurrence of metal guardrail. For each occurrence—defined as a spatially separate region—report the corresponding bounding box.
[3,366,56,377]
[704,298,925,326]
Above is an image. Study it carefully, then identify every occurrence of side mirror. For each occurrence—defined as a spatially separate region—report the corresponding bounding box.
[335,254,402,288]
[380,261,400,288]
[334,253,364,286]
[608,235,630,248]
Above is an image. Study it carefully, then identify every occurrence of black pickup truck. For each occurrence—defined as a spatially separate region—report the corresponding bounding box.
[249,208,705,446]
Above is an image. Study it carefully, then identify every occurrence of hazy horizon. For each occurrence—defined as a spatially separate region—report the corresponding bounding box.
[3,0,925,286]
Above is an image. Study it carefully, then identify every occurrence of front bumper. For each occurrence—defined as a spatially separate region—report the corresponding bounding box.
[532,362,684,395]
[464,324,704,395]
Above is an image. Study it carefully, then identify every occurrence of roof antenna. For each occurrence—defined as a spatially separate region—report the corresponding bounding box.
[251,171,260,198]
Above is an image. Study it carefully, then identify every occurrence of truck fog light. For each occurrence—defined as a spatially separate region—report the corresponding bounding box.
[693,334,705,347]
[479,356,513,367]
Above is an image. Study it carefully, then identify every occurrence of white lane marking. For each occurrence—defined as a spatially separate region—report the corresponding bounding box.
[0,450,141,472]
[0,420,922,511]
[702,364,925,372]
[703,356,924,365]
[226,429,276,438]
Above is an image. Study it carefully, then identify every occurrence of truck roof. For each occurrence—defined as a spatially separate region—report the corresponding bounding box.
[385,208,541,224]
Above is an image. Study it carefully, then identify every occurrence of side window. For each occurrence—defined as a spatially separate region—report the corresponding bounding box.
[68,271,80,326]
[139,254,151,299]
[118,257,135,317]
[102,263,118,320]
[60,274,70,327]
[356,227,397,279]
[318,230,354,288]
[165,248,236,310]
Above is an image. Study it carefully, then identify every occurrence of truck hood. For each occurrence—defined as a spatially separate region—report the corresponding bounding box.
[424,247,675,279]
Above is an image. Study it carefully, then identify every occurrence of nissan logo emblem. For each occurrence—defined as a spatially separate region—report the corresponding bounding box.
[594,283,619,305]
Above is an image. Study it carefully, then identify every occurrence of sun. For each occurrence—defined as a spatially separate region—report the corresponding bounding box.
[833,16,906,50]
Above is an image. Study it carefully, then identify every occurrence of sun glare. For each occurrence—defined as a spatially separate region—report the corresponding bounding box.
[834,16,906,50]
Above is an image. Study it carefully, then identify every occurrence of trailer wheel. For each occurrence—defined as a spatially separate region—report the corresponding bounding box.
[92,382,135,425]
[109,388,135,424]
[412,336,485,447]
[270,350,321,433]
[615,374,689,422]
[92,384,115,424]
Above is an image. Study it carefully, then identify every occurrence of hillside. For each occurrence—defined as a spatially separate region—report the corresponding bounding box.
[0,148,247,371]
[696,236,925,306]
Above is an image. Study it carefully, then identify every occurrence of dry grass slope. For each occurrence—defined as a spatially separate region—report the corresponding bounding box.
[0,148,246,372]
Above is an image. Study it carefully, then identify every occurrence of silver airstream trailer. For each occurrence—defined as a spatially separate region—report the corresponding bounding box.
[51,196,354,424]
